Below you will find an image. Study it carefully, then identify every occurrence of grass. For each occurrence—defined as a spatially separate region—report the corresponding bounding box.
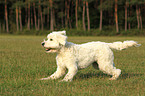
[0,35,145,96]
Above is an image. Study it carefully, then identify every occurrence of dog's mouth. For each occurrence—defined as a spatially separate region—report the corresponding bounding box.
[45,48,57,53]
[46,48,52,51]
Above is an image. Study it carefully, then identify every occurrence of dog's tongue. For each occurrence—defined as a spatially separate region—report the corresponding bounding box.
[46,48,51,51]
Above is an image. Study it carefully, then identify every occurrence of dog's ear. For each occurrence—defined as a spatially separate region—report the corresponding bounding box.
[57,34,67,46]
[59,30,66,35]
[52,30,66,36]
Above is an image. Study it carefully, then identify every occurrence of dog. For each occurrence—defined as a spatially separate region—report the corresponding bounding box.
[40,31,141,82]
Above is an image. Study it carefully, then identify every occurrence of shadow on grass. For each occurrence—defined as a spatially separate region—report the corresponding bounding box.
[75,72,143,80]
[75,72,110,80]
[120,73,143,79]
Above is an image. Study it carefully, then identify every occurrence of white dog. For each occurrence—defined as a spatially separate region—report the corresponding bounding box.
[40,31,141,82]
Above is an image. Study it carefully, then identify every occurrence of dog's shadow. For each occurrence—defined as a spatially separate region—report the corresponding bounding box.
[120,73,143,79]
[76,72,109,80]
[75,72,143,80]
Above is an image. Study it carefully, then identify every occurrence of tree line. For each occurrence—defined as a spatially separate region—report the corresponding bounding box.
[0,0,145,35]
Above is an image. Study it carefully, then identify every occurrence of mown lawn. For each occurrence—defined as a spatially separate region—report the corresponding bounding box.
[0,35,145,96]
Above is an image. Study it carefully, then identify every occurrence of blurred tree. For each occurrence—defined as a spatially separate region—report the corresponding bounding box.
[86,0,90,31]
[67,0,72,28]
[27,1,30,30]
[5,0,9,33]
[39,0,43,30]
[82,0,86,31]
[115,0,119,33]
[125,1,129,31]
[49,0,53,31]
[0,0,145,35]
[33,1,38,30]
[18,1,23,31]
[99,0,103,31]
[75,0,78,29]
[16,0,19,31]
[130,0,143,29]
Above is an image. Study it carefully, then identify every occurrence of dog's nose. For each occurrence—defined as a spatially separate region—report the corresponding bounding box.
[41,42,45,46]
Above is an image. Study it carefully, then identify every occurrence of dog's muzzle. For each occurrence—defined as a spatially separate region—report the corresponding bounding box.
[41,42,45,47]
[41,42,57,53]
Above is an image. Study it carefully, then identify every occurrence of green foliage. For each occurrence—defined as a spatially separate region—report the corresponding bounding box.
[98,0,114,11]
[2,28,144,36]
[12,1,25,9]
[1,0,145,36]
[121,29,145,36]
[13,28,50,35]
[128,0,144,5]
[0,36,145,96]
[65,28,145,36]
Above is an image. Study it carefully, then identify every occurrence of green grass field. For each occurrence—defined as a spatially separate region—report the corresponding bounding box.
[0,35,145,96]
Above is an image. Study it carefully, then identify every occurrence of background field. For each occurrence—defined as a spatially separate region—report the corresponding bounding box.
[0,35,145,96]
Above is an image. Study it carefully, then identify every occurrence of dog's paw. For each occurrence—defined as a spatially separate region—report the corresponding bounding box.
[109,69,121,80]
[39,77,51,80]
[109,77,117,80]
[59,79,72,82]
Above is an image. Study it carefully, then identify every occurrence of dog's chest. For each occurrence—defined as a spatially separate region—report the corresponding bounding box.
[56,49,76,67]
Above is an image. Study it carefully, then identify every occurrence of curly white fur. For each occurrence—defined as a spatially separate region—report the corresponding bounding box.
[40,31,141,82]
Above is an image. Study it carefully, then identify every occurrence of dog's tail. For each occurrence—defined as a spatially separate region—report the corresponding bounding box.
[107,40,141,50]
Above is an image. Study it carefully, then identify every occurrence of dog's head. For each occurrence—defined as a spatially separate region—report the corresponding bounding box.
[41,30,67,53]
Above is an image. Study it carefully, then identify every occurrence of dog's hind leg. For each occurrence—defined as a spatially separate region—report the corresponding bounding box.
[96,46,121,80]
[98,61,121,80]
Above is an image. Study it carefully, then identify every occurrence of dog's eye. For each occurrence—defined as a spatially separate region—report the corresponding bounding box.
[50,39,53,41]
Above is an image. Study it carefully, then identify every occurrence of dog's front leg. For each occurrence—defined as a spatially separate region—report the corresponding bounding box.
[61,65,78,82]
[40,66,66,80]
